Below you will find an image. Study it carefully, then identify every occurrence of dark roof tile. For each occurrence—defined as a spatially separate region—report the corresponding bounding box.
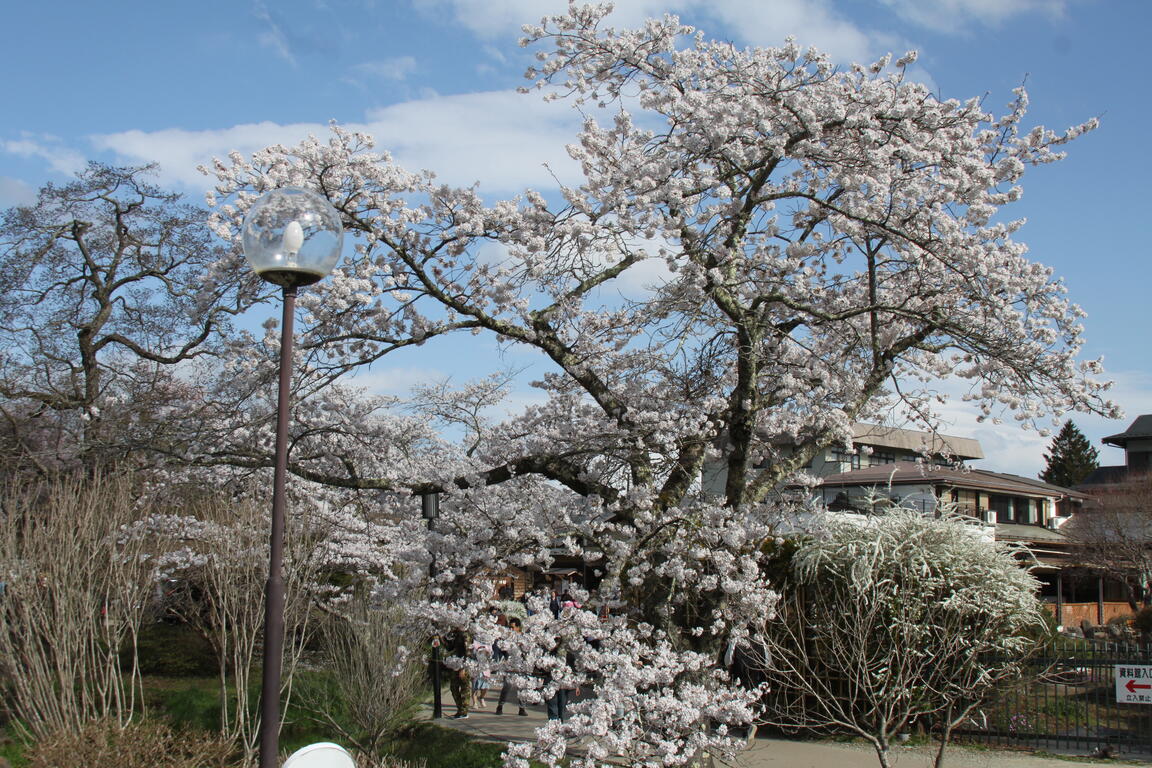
[1103,415,1152,447]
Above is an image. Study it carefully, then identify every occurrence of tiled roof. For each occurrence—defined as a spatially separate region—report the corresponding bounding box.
[851,423,984,460]
[817,461,1087,500]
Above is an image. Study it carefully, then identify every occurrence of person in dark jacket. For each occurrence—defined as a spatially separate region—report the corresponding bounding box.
[446,629,472,718]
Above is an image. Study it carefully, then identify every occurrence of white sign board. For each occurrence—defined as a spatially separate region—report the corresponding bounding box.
[1115,665,1152,704]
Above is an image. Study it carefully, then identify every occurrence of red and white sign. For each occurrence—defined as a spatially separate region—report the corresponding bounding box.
[1115,665,1152,704]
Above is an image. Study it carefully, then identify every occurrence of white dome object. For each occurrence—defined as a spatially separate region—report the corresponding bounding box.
[282,741,356,768]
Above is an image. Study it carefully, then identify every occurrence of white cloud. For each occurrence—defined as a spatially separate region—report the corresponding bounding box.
[902,366,1151,480]
[412,0,560,39]
[348,56,418,82]
[49,0,1042,197]
[253,0,298,66]
[0,176,36,208]
[1060,368,1152,468]
[91,89,584,194]
[611,253,674,296]
[702,0,899,65]
[497,387,549,418]
[415,0,904,65]
[357,90,583,190]
[411,0,1080,76]
[91,121,318,189]
[350,364,448,396]
[2,135,87,177]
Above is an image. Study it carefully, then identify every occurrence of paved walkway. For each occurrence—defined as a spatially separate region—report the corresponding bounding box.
[422,700,1138,767]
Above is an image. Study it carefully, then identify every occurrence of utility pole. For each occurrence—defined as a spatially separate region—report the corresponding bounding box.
[423,491,443,719]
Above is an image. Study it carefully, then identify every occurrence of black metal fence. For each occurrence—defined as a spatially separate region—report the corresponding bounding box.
[956,637,1152,757]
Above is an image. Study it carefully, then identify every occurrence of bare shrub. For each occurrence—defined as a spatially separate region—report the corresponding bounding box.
[1065,472,1152,609]
[295,596,425,763]
[354,755,427,768]
[0,472,160,739]
[24,717,237,768]
[143,490,324,762]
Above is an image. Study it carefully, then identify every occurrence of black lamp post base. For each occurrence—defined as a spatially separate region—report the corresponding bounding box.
[257,268,325,288]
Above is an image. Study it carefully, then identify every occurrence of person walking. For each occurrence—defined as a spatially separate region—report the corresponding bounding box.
[545,608,580,723]
[446,629,471,719]
[495,617,528,716]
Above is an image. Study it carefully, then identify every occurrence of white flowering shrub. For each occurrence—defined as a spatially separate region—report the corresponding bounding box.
[756,507,1046,768]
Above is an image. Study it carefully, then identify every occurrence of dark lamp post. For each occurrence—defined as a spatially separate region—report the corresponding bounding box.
[422,492,442,719]
[242,187,343,768]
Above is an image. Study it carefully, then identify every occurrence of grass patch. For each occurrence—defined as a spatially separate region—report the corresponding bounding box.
[387,722,508,768]
[131,622,217,678]
[144,676,223,733]
[0,726,30,767]
[140,673,379,759]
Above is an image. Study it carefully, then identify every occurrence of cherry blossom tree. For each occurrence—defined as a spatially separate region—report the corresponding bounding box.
[199,4,1118,765]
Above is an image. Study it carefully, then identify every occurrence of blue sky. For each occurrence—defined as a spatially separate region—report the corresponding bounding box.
[2,0,1148,476]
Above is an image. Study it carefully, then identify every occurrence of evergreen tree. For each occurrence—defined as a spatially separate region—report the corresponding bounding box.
[1040,420,1099,487]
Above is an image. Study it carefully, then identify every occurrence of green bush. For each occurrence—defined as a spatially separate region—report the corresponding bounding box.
[0,727,29,767]
[23,718,237,768]
[1039,697,1087,720]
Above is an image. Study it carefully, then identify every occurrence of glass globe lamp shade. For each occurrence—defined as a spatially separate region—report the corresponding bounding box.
[242,188,344,288]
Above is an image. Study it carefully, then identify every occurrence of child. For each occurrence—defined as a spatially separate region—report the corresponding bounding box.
[471,638,492,708]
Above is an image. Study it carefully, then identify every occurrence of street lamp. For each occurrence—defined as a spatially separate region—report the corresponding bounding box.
[422,492,442,719]
[242,187,343,768]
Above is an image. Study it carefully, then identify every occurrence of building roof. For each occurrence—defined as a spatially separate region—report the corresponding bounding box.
[1103,414,1152,448]
[995,522,1068,544]
[851,423,984,461]
[1076,465,1130,487]
[818,461,1088,500]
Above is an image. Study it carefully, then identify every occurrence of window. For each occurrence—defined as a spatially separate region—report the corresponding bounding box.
[989,495,1012,523]
[868,451,896,466]
[831,449,860,470]
[988,495,1038,524]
